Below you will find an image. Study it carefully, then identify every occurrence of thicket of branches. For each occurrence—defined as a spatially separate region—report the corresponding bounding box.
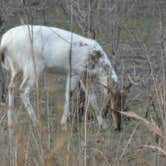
[0,0,166,166]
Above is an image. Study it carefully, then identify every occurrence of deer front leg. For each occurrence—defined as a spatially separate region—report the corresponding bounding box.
[88,85,108,129]
[89,94,108,129]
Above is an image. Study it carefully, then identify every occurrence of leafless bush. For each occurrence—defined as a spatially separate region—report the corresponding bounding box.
[1,0,166,166]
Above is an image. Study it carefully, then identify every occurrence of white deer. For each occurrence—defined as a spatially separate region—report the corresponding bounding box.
[0,25,118,129]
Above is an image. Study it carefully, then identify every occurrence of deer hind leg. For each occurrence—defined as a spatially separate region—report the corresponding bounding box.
[19,77,37,123]
[61,74,80,129]
[8,72,18,127]
[112,110,121,131]
[8,71,18,166]
[0,65,6,103]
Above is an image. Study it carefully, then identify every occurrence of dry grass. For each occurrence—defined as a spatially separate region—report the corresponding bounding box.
[1,1,166,165]
[0,72,166,166]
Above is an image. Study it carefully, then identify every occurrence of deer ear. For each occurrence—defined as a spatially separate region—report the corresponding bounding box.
[122,83,132,94]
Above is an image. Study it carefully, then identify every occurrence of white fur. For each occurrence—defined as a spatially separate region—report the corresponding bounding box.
[0,25,118,129]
